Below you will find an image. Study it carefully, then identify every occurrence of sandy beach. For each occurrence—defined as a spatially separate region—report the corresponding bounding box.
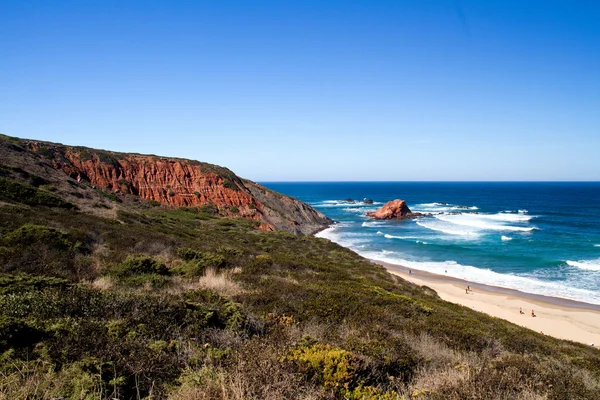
[374,259,600,347]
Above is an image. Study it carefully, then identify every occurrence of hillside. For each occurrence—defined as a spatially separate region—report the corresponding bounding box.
[0,134,599,399]
[0,134,332,235]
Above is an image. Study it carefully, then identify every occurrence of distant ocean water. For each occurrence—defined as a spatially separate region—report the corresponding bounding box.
[262,182,600,305]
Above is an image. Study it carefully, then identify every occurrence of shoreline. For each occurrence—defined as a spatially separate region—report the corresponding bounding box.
[372,258,600,346]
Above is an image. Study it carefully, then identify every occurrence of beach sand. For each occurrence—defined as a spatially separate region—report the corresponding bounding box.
[373,260,600,347]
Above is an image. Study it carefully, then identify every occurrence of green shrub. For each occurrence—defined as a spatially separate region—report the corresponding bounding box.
[285,344,358,389]
[99,190,121,203]
[3,224,81,251]
[199,204,218,215]
[148,200,161,207]
[230,206,240,214]
[222,179,239,191]
[107,256,170,278]
[0,273,70,294]
[0,177,75,209]
[173,248,227,276]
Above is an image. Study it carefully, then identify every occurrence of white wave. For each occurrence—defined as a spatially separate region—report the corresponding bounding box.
[361,251,600,305]
[413,202,478,212]
[315,226,337,240]
[434,214,536,232]
[518,209,529,214]
[315,224,371,248]
[342,207,365,213]
[416,240,428,245]
[314,200,382,208]
[376,231,384,235]
[384,234,422,240]
[595,244,600,247]
[416,220,482,237]
[501,236,513,241]
[482,213,534,222]
[566,259,600,272]
[362,221,384,227]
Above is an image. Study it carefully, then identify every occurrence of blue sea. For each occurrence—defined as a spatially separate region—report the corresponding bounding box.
[262,182,600,305]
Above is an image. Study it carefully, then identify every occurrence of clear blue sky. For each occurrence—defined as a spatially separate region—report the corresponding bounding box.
[1,1,599,181]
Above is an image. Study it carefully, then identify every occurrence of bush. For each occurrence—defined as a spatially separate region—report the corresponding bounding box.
[99,190,121,203]
[0,273,70,294]
[3,224,80,251]
[222,179,239,191]
[173,248,227,277]
[107,256,170,278]
[0,177,75,209]
[285,344,358,389]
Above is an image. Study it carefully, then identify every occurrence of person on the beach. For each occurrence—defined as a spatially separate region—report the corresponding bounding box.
[409,270,412,274]
[465,288,468,294]
[519,307,524,314]
[532,309,536,317]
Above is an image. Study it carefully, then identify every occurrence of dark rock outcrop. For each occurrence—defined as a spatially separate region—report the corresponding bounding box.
[363,198,374,204]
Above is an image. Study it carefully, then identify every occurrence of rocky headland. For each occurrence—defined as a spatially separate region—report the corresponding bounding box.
[0,135,332,235]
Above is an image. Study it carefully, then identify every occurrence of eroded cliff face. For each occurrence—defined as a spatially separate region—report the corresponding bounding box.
[19,140,332,234]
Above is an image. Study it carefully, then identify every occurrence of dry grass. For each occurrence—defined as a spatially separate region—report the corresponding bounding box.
[166,268,243,297]
[168,349,325,400]
[91,276,114,290]
[0,360,105,400]
[402,332,473,396]
[196,267,243,297]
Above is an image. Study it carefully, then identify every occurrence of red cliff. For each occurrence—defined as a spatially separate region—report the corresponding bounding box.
[17,140,332,234]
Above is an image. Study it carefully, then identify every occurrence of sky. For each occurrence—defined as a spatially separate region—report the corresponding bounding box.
[1,1,599,181]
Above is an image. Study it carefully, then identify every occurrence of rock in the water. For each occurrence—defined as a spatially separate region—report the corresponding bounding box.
[344,198,355,203]
[366,199,415,220]
[363,198,374,204]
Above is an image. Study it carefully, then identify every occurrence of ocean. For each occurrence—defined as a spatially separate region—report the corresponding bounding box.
[262,182,600,305]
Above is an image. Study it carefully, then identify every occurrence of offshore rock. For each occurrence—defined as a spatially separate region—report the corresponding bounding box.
[366,199,417,220]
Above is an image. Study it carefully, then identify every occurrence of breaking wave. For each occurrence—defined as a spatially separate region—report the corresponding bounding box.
[416,220,482,237]
[362,221,384,228]
[566,259,600,272]
[433,214,536,232]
